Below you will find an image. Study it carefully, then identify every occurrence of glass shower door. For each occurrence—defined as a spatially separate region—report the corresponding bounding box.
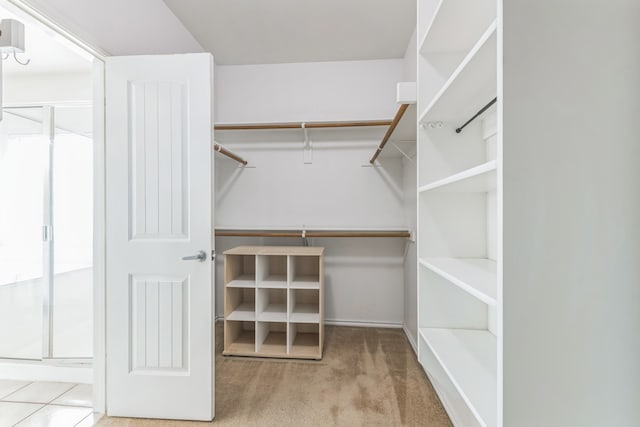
[0,105,93,361]
[0,107,49,360]
[51,105,93,358]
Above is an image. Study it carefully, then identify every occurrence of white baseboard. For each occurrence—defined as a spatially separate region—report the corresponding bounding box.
[0,361,92,383]
[425,371,461,427]
[324,319,403,328]
[403,325,418,355]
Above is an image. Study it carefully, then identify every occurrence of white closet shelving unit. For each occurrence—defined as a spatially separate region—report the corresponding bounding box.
[417,0,499,426]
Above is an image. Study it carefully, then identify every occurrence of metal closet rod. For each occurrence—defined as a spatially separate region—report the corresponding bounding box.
[214,119,392,131]
[370,103,410,164]
[455,97,497,134]
[213,143,248,165]
[215,230,411,238]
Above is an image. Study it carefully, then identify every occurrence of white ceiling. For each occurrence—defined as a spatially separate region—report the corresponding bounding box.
[162,0,416,65]
[0,4,92,76]
[20,0,203,56]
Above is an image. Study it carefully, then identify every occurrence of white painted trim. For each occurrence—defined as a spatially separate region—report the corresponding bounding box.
[403,325,418,355]
[324,319,403,329]
[0,361,92,383]
[92,59,106,414]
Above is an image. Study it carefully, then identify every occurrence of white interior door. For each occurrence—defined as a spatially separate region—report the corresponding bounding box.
[105,53,214,420]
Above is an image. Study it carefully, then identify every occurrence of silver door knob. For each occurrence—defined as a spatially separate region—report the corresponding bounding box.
[182,251,206,262]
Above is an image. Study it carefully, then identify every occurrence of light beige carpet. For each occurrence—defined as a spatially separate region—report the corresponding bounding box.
[96,324,451,427]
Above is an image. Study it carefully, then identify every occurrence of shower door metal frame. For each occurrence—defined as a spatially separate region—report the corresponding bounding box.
[41,105,54,359]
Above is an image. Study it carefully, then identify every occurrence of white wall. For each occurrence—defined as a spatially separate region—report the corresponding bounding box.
[401,28,418,348]
[215,59,402,123]
[3,72,92,105]
[402,27,417,82]
[214,59,409,325]
[502,1,640,425]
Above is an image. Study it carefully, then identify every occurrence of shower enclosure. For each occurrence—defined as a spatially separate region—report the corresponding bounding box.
[0,105,93,362]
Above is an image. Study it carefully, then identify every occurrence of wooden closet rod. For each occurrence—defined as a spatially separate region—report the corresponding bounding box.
[215,120,392,131]
[369,104,410,164]
[215,230,411,238]
[214,143,248,166]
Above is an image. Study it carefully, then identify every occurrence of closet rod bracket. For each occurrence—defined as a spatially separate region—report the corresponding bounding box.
[302,122,313,164]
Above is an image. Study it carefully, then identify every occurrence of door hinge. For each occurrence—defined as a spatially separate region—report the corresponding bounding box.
[211,250,216,261]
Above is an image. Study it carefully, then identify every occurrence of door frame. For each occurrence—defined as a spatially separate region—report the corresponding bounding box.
[0,0,109,413]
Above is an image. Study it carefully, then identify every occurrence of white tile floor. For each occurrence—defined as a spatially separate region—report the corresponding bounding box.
[0,380,96,427]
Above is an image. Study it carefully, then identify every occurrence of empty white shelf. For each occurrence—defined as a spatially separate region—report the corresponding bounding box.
[290,275,320,289]
[227,274,256,288]
[290,304,320,323]
[419,22,497,125]
[419,0,497,55]
[227,303,255,321]
[419,258,496,305]
[258,304,287,322]
[420,328,497,427]
[419,161,496,193]
[259,275,288,288]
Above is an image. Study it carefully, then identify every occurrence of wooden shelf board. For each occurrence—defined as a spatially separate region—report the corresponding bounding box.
[419,161,497,193]
[419,0,497,55]
[225,246,324,256]
[290,333,321,358]
[227,303,255,321]
[290,276,320,289]
[419,22,497,125]
[224,330,255,355]
[419,328,497,427]
[258,304,287,322]
[419,257,497,305]
[290,304,320,323]
[227,274,256,288]
[258,275,288,288]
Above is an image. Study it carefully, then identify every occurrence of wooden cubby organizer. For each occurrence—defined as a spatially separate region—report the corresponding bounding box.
[223,246,324,359]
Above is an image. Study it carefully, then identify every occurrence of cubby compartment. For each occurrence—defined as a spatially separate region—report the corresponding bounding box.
[288,323,321,359]
[419,192,491,259]
[289,289,320,323]
[257,255,287,288]
[419,266,490,331]
[225,254,256,287]
[225,287,255,321]
[257,288,287,322]
[289,255,320,289]
[417,120,490,188]
[256,322,287,355]
[224,321,256,355]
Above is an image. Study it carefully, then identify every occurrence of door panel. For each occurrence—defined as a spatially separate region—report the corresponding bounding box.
[106,53,214,420]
